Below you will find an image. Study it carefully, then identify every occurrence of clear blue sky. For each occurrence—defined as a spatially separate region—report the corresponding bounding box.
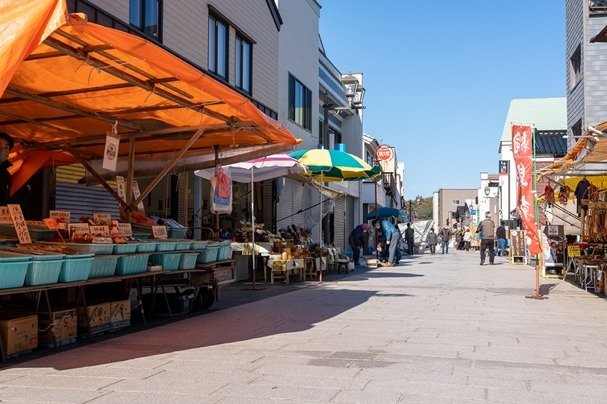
[319,1,565,200]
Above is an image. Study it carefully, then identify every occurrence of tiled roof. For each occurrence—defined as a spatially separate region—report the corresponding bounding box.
[500,98,567,142]
[535,130,567,157]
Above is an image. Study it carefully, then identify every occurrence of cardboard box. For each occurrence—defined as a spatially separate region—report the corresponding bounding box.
[39,308,77,346]
[0,315,38,356]
[78,303,111,333]
[110,300,131,329]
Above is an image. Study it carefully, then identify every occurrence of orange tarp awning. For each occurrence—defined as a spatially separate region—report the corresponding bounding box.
[0,0,299,195]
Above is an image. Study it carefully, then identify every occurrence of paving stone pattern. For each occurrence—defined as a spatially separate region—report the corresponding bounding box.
[1,250,607,403]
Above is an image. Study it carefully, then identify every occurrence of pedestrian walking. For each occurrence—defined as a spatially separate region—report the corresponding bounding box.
[427,228,438,254]
[348,223,369,266]
[404,222,415,255]
[439,226,451,254]
[495,221,507,256]
[477,212,496,265]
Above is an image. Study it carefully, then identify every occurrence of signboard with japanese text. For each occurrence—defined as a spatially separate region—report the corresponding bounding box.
[499,160,509,175]
[8,204,31,244]
[0,206,12,225]
[376,145,395,173]
[49,210,70,230]
[69,223,90,238]
[116,223,133,237]
[116,176,126,201]
[511,125,542,256]
[89,225,110,237]
[152,225,168,239]
[93,213,112,226]
[510,230,526,258]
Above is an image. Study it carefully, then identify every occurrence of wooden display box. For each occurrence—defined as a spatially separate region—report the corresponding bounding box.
[110,300,131,329]
[39,309,77,347]
[0,314,38,356]
[78,303,111,334]
[214,266,234,284]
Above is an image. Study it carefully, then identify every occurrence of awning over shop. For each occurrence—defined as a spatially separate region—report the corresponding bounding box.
[0,0,299,202]
[538,122,607,180]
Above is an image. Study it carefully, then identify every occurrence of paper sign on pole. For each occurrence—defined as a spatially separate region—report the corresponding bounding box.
[115,176,126,201]
[102,133,120,171]
[49,210,70,230]
[0,206,12,225]
[93,213,112,225]
[116,223,133,237]
[132,181,145,213]
[152,225,168,239]
[8,204,31,244]
[90,225,111,237]
[69,223,90,238]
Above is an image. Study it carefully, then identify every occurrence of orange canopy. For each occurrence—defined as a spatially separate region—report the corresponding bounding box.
[0,0,299,194]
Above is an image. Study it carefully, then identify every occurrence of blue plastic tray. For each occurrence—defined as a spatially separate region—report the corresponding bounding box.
[115,253,150,275]
[217,241,233,261]
[112,243,139,254]
[190,241,207,250]
[155,241,177,252]
[169,239,192,251]
[0,252,30,289]
[198,244,219,264]
[179,252,199,270]
[25,254,65,286]
[59,254,93,282]
[150,253,182,271]
[135,241,157,253]
[167,228,187,239]
[90,255,118,278]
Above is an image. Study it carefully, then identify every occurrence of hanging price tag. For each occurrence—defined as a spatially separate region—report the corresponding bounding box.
[8,204,32,245]
[152,225,168,239]
[116,176,126,201]
[116,223,133,237]
[132,181,145,213]
[0,206,12,225]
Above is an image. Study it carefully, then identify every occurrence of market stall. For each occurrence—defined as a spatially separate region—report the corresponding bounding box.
[537,122,607,289]
[0,0,300,360]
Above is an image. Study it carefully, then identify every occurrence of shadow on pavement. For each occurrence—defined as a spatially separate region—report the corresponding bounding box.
[10,287,378,371]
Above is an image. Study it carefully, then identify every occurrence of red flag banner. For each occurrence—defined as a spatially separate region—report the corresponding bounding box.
[511,125,542,256]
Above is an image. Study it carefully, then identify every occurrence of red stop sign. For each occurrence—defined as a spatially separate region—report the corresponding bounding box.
[376,146,393,162]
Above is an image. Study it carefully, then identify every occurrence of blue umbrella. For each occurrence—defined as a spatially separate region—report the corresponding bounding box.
[364,207,405,220]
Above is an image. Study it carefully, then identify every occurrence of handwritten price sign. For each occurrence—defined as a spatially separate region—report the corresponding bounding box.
[116,223,133,237]
[152,225,168,239]
[8,204,31,244]
[0,206,12,225]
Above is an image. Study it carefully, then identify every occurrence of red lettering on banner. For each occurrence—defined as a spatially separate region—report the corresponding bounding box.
[511,125,542,256]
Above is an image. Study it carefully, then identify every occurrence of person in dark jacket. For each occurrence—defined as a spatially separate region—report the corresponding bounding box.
[0,132,14,206]
[404,222,415,255]
[349,223,369,265]
[495,221,507,256]
[426,228,438,254]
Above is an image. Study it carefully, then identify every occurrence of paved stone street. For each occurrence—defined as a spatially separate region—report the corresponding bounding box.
[1,250,607,403]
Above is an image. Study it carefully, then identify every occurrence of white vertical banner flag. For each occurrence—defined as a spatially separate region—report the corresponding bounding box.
[102,134,120,171]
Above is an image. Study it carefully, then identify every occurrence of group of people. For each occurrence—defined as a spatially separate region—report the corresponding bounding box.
[349,218,410,267]
[349,212,510,268]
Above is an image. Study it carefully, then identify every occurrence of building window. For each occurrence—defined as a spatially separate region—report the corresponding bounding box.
[235,35,252,94]
[572,119,582,142]
[288,74,312,130]
[569,45,581,89]
[452,200,460,205]
[208,14,229,80]
[129,0,161,39]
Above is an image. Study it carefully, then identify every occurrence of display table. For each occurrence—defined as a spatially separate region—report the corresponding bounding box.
[267,255,305,284]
